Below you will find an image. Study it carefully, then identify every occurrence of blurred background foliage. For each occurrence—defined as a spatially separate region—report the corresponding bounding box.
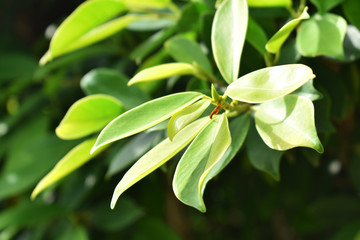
[1,0,360,239]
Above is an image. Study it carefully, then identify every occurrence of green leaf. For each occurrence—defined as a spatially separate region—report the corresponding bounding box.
[204,113,250,185]
[296,13,347,59]
[41,0,129,63]
[91,198,143,232]
[91,92,204,153]
[247,0,292,7]
[0,53,37,82]
[127,18,174,31]
[56,94,125,140]
[246,124,283,180]
[266,7,310,54]
[0,133,76,200]
[31,137,106,199]
[173,114,231,212]
[111,117,211,209]
[344,25,360,62]
[342,0,360,31]
[106,131,162,177]
[80,68,150,109]
[293,79,323,101]
[167,99,211,140]
[246,17,268,55]
[130,27,176,63]
[165,36,212,73]
[0,201,66,230]
[212,0,248,83]
[310,0,344,13]
[255,95,324,153]
[122,0,170,9]
[128,63,201,85]
[225,64,315,103]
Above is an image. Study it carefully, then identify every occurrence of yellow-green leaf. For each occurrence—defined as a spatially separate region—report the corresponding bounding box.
[173,114,231,212]
[255,95,324,153]
[111,117,211,209]
[168,99,211,140]
[296,13,347,59]
[91,92,204,153]
[31,138,107,199]
[266,7,310,54]
[40,0,146,63]
[128,63,201,85]
[225,64,315,103]
[56,94,124,140]
[247,0,292,7]
[212,0,248,83]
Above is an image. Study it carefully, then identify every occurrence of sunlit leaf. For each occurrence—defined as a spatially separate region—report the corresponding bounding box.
[296,13,347,59]
[225,64,315,103]
[80,68,150,109]
[91,92,204,153]
[246,124,283,180]
[165,36,212,74]
[56,94,124,140]
[266,7,309,54]
[41,0,130,63]
[31,137,107,199]
[212,0,248,83]
[167,99,211,140]
[173,114,231,212]
[128,63,201,85]
[310,0,344,13]
[255,95,324,153]
[111,117,211,209]
[204,113,250,185]
[247,0,291,7]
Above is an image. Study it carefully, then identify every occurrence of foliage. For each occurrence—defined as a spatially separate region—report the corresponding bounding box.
[1,0,360,239]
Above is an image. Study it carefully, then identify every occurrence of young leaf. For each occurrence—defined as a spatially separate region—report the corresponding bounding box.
[165,36,213,74]
[111,117,211,209]
[247,0,292,7]
[80,68,150,109]
[212,0,248,84]
[167,99,211,140]
[56,95,125,140]
[31,137,107,199]
[173,114,231,212]
[255,95,324,153]
[310,0,344,14]
[246,17,268,55]
[128,63,201,85]
[296,13,347,59]
[91,92,204,153]
[246,124,283,180]
[41,0,129,63]
[266,7,310,54]
[225,64,315,103]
